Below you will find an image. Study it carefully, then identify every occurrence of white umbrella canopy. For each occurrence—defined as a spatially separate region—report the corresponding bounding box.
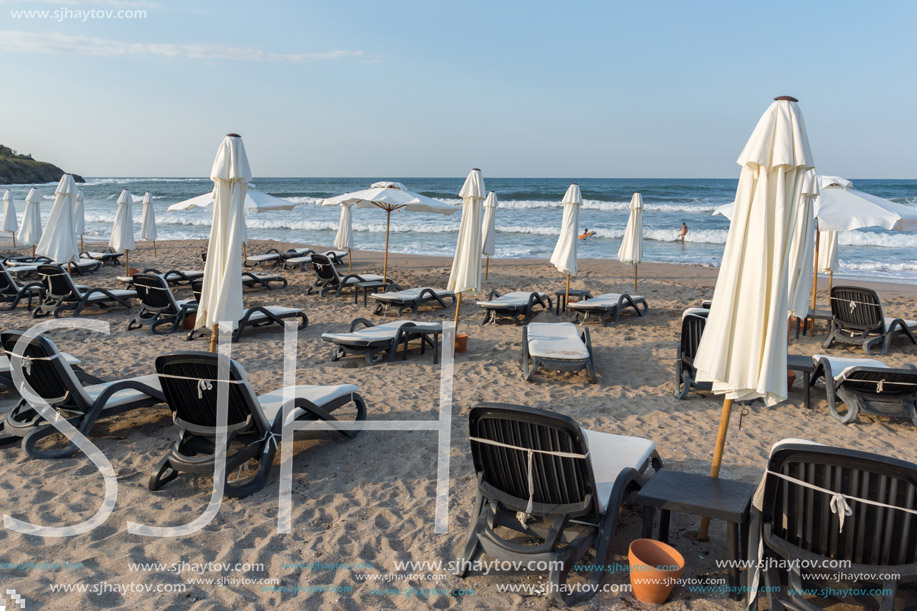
[817,229,838,273]
[448,169,486,325]
[140,191,158,256]
[321,181,455,282]
[550,184,582,312]
[786,169,819,319]
[333,202,354,269]
[36,175,80,264]
[196,134,250,350]
[618,192,644,290]
[813,179,917,232]
[167,188,295,214]
[693,97,813,538]
[2,190,17,245]
[17,188,42,249]
[111,188,136,250]
[481,191,498,279]
[73,189,86,241]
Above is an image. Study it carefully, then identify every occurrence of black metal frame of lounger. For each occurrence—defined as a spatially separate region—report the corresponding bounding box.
[479,290,552,326]
[129,268,204,288]
[325,318,441,365]
[282,250,346,271]
[80,248,124,266]
[811,359,917,425]
[675,310,711,399]
[241,271,288,291]
[0,331,163,458]
[127,273,198,335]
[149,352,366,498]
[186,306,308,343]
[32,264,135,318]
[456,403,662,606]
[522,324,596,384]
[824,286,917,356]
[0,262,43,311]
[751,442,917,611]
[307,253,389,297]
[570,293,649,327]
[372,287,455,316]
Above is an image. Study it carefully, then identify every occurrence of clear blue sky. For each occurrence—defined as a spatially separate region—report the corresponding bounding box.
[1,0,915,178]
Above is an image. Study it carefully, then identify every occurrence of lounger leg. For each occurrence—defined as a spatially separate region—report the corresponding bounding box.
[454,491,485,578]
[148,454,180,490]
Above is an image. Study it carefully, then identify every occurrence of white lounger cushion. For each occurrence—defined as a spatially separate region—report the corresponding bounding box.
[322,321,442,344]
[83,374,162,410]
[341,274,383,284]
[885,317,917,330]
[478,292,547,307]
[83,251,122,259]
[82,289,136,301]
[5,264,38,273]
[0,352,79,373]
[371,287,453,302]
[569,293,644,309]
[258,384,359,424]
[243,306,301,322]
[527,323,589,360]
[285,255,312,265]
[247,253,281,262]
[583,428,656,512]
[813,355,888,380]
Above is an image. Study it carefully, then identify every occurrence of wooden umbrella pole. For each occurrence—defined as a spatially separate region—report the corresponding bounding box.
[153,240,157,257]
[125,250,130,276]
[485,256,490,280]
[383,209,391,283]
[810,224,820,337]
[242,242,247,261]
[79,235,83,251]
[347,248,352,271]
[564,274,571,315]
[209,323,219,353]
[829,271,833,294]
[31,245,35,257]
[12,233,15,247]
[699,397,734,540]
[454,292,463,327]
[634,265,638,293]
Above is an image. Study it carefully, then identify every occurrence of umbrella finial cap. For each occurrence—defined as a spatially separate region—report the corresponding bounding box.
[226,133,242,138]
[472,168,481,171]
[774,96,798,102]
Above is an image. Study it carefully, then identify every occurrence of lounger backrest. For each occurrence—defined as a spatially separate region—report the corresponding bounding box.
[38,264,79,300]
[133,273,180,312]
[679,310,708,366]
[155,352,271,435]
[191,279,203,303]
[310,254,340,282]
[0,331,90,409]
[0,263,18,294]
[762,442,917,566]
[469,403,600,518]
[839,367,917,400]
[830,286,885,334]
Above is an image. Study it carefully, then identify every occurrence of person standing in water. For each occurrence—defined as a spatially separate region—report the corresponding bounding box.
[678,222,688,242]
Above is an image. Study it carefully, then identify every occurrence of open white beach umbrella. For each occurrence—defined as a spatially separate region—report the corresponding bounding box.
[481,191,498,278]
[167,188,295,215]
[111,189,136,274]
[692,97,813,537]
[18,188,43,255]
[73,189,86,250]
[321,181,455,282]
[140,191,158,255]
[550,184,582,311]
[2,190,17,246]
[817,229,838,275]
[196,134,250,351]
[36,175,80,264]
[617,192,644,291]
[448,169,486,326]
[786,169,819,319]
[815,176,917,232]
[333,202,354,270]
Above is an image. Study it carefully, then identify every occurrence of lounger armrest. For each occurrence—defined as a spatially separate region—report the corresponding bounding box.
[528,292,549,311]
[81,287,133,303]
[385,282,405,293]
[89,378,165,407]
[487,289,501,301]
[340,273,367,284]
[581,326,593,356]
[349,317,375,332]
[142,268,163,275]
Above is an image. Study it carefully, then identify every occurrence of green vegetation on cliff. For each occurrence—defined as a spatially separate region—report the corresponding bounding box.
[0,145,84,185]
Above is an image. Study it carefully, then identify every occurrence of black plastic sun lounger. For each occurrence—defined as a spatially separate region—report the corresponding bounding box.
[477,290,552,325]
[674,307,711,399]
[824,286,917,356]
[812,355,917,425]
[321,319,443,365]
[568,292,649,326]
[0,331,163,459]
[149,352,367,498]
[127,273,198,335]
[186,299,308,342]
[117,268,205,288]
[307,253,387,296]
[0,262,43,311]
[370,287,455,315]
[282,249,348,271]
[80,248,124,266]
[747,440,917,611]
[522,322,596,383]
[456,403,662,605]
[241,272,288,291]
[32,264,136,318]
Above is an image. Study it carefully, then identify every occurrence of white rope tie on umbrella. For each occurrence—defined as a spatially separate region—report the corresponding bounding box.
[766,469,917,534]
[469,436,589,519]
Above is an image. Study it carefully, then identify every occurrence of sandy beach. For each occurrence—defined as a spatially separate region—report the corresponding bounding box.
[1,238,915,610]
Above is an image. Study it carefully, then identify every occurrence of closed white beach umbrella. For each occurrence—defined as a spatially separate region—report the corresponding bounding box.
[2,190,17,246]
[18,187,44,256]
[817,230,838,274]
[550,183,582,311]
[196,134,250,352]
[481,191,498,279]
[448,169,486,326]
[321,181,455,282]
[786,169,819,319]
[617,192,644,291]
[73,189,86,251]
[333,202,354,270]
[692,97,813,537]
[36,175,80,264]
[140,191,158,256]
[111,189,136,274]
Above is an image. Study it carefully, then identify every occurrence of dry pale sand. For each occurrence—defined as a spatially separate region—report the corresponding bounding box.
[0,238,915,611]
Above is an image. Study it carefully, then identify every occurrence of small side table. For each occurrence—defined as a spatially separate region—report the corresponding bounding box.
[787,354,815,409]
[632,470,755,600]
[554,289,592,315]
[405,325,443,365]
[354,280,388,307]
[794,309,833,338]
